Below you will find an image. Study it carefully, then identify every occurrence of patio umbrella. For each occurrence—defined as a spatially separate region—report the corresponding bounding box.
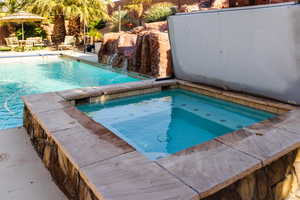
[0,11,45,40]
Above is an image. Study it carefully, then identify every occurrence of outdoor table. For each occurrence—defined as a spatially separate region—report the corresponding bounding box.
[18,40,26,47]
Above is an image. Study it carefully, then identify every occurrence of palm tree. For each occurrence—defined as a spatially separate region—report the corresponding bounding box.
[1,0,23,14]
[25,0,66,44]
[124,0,152,26]
[68,16,81,39]
[0,0,25,38]
[66,0,109,44]
[26,0,108,44]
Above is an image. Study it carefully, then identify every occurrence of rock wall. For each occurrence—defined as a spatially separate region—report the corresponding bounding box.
[211,0,292,9]
[204,150,300,200]
[108,0,201,14]
[98,22,173,78]
[23,106,98,200]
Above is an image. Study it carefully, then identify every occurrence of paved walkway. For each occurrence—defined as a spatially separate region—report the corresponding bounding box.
[62,51,98,63]
[0,127,67,200]
[0,50,98,63]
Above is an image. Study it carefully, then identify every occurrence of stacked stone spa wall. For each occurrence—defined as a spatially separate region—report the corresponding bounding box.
[23,106,98,200]
[204,151,300,200]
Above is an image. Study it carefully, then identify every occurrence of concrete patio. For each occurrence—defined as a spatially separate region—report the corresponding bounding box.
[0,127,67,200]
[0,50,98,63]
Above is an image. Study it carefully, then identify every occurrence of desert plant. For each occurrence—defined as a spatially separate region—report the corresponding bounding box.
[111,9,140,31]
[89,19,107,30]
[124,0,152,25]
[88,28,103,42]
[144,3,174,23]
[26,0,109,44]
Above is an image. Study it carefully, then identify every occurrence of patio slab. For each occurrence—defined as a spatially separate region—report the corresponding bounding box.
[217,128,300,166]
[0,127,67,200]
[82,151,198,200]
[157,140,262,198]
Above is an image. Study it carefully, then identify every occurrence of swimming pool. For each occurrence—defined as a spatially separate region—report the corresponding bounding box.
[0,56,140,130]
[78,89,276,160]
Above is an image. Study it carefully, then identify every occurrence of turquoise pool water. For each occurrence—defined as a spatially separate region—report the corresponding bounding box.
[0,56,140,130]
[78,89,275,160]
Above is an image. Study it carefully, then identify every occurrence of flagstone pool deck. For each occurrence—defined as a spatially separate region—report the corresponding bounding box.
[20,79,300,200]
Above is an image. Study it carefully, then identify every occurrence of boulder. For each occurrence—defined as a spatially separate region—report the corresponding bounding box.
[135,31,172,77]
[98,22,173,78]
[143,21,168,32]
[98,32,123,64]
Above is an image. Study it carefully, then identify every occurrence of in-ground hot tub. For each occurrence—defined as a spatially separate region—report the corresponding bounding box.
[77,88,275,160]
[22,79,300,200]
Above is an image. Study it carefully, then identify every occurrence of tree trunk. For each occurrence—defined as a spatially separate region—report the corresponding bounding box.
[0,25,11,45]
[68,16,82,36]
[52,14,66,44]
[68,16,82,45]
[178,0,182,10]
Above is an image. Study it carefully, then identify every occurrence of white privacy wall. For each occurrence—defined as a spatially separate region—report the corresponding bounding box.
[168,2,300,105]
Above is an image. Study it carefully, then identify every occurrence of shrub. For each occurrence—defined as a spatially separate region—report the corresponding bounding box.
[88,29,103,41]
[0,46,11,51]
[144,3,174,23]
[89,19,107,30]
[16,23,47,39]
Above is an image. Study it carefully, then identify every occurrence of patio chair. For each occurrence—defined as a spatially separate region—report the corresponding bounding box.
[24,39,34,50]
[4,37,19,48]
[58,36,75,50]
[27,37,45,47]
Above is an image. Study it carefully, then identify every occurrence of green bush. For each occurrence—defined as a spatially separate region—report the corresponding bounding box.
[16,23,47,40]
[0,46,11,51]
[89,19,107,30]
[88,29,103,41]
[144,3,174,23]
[13,46,45,52]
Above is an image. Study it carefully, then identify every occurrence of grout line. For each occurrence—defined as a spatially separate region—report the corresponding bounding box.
[278,126,300,136]
[154,161,200,196]
[80,150,135,169]
[51,127,74,134]
[215,138,264,166]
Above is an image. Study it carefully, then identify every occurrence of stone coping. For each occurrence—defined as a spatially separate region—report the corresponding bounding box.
[60,54,152,81]
[22,79,300,200]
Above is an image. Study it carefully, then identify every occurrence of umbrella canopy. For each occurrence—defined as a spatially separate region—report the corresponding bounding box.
[0,11,45,40]
[0,11,45,23]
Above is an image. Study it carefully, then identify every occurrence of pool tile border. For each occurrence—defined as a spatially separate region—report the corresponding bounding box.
[22,79,300,200]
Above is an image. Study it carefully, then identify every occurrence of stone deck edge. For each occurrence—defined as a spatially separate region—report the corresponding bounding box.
[60,54,152,80]
[22,79,300,200]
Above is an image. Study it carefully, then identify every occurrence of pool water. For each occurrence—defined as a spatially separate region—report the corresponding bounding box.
[78,89,276,160]
[0,56,140,130]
